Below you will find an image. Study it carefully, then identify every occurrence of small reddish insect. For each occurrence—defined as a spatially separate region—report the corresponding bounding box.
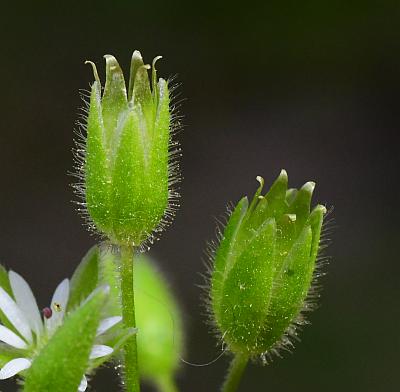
[42,307,52,319]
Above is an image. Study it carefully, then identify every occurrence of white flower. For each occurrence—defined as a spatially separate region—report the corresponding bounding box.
[0,271,122,391]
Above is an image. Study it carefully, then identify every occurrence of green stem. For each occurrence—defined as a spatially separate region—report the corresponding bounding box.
[156,376,179,392]
[120,245,140,392]
[221,354,248,392]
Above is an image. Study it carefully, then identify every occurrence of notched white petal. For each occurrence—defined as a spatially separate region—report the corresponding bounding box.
[0,358,31,379]
[78,375,88,391]
[0,287,32,342]
[9,271,43,336]
[96,316,122,336]
[46,279,70,334]
[0,325,28,349]
[89,344,113,359]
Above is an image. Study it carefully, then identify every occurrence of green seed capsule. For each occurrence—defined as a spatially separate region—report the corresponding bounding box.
[77,51,180,246]
[209,170,326,359]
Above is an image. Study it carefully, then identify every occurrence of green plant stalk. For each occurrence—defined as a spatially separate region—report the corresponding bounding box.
[221,354,249,392]
[121,245,140,392]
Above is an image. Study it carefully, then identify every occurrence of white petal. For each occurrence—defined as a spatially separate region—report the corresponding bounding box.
[45,279,69,334]
[0,358,31,379]
[96,316,122,336]
[9,271,43,337]
[0,325,27,349]
[0,287,32,342]
[89,345,113,359]
[78,375,88,391]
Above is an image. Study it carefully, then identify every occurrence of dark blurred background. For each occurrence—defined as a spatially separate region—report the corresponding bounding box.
[0,1,399,391]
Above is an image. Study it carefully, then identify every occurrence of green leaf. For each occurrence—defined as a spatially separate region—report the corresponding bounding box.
[0,266,16,332]
[68,246,99,311]
[0,265,12,296]
[135,256,183,382]
[23,289,106,392]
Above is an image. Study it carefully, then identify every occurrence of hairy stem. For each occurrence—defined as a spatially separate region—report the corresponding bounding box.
[221,353,248,392]
[120,245,140,392]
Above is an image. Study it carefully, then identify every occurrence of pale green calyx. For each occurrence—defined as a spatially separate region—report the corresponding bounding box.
[209,170,327,360]
[77,51,180,246]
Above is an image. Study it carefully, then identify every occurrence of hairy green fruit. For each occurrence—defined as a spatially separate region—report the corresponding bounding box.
[75,51,180,247]
[210,170,326,359]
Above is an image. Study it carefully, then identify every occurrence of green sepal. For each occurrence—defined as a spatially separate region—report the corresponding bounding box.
[264,169,288,219]
[261,225,313,349]
[23,289,107,392]
[102,55,128,144]
[111,110,147,244]
[273,212,298,277]
[151,79,170,164]
[211,196,249,316]
[133,64,152,110]
[151,56,163,105]
[288,181,315,231]
[68,246,99,311]
[133,64,155,147]
[148,78,170,210]
[85,81,111,233]
[250,195,268,227]
[217,218,276,354]
[128,50,145,102]
[308,204,326,263]
[285,188,298,205]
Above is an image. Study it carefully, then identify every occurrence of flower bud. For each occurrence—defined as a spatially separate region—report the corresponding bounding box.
[76,51,180,246]
[209,170,326,359]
